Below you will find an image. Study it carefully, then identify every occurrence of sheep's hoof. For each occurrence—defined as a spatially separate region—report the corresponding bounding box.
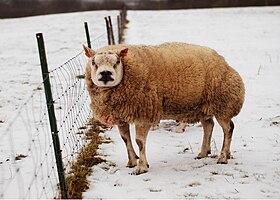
[195,152,208,159]
[217,152,228,164]
[126,160,138,168]
[217,158,228,164]
[130,167,148,175]
[126,163,137,168]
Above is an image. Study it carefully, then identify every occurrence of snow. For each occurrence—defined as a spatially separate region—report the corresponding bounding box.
[0,6,279,199]
[0,11,118,198]
[83,7,280,199]
[0,10,118,123]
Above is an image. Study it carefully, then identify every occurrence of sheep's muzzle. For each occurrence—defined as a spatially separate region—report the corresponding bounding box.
[98,70,114,84]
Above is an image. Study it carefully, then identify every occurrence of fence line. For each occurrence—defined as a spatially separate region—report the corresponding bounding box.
[0,80,58,199]
[0,5,127,199]
[37,32,68,198]
[1,46,94,199]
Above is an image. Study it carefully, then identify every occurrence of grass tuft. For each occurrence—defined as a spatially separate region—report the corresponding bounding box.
[65,118,109,199]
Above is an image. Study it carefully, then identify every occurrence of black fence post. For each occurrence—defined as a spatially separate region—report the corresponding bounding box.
[117,15,121,44]
[108,16,115,45]
[105,17,111,45]
[84,22,91,48]
[36,33,68,199]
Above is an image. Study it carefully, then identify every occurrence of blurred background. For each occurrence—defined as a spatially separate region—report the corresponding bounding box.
[1,0,280,18]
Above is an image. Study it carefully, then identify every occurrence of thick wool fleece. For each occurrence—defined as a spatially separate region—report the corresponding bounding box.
[85,42,245,125]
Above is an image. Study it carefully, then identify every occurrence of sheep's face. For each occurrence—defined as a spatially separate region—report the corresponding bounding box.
[91,52,124,87]
[83,46,128,88]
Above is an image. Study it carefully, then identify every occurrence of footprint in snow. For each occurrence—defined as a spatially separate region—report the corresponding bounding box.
[187,181,201,187]
[149,188,162,192]
[184,193,198,198]
[113,182,122,187]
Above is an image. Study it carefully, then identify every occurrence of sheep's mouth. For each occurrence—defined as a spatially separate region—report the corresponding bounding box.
[98,76,114,85]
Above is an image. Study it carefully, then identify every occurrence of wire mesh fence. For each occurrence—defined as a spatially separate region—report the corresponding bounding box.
[0,79,60,199]
[1,44,96,199]
[0,7,127,198]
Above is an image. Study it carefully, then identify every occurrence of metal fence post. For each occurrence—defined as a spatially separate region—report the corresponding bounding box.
[84,22,91,48]
[105,17,111,45]
[36,33,68,199]
[108,16,115,45]
[117,15,121,44]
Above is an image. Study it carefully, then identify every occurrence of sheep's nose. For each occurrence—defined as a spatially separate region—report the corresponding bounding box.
[98,70,114,84]
[100,70,112,76]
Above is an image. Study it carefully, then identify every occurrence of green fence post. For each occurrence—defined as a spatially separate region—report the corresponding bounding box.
[36,33,68,199]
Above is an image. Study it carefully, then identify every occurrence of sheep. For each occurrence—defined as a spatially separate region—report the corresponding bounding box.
[175,122,188,133]
[83,42,245,175]
[151,121,188,133]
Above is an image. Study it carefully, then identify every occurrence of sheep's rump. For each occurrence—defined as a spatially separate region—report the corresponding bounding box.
[86,42,245,125]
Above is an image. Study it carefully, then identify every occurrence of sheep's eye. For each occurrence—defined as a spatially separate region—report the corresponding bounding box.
[91,60,95,66]
[116,59,120,65]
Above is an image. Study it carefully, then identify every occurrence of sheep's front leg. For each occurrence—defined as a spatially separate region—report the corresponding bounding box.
[117,123,138,168]
[132,123,151,175]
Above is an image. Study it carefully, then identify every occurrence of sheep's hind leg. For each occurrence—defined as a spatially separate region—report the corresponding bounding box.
[131,123,151,175]
[196,118,214,159]
[117,123,138,168]
[216,118,234,164]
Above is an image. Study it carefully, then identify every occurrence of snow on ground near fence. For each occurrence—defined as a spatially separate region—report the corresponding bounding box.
[0,10,118,198]
[0,10,118,124]
[84,7,280,198]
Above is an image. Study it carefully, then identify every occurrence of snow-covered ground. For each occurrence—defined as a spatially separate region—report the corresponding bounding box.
[84,7,280,199]
[0,6,279,199]
[0,11,118,198]
[0,10,117,123]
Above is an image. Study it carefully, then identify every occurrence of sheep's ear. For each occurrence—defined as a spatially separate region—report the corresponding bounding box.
[119,48,128,58]
[83,45,96,58]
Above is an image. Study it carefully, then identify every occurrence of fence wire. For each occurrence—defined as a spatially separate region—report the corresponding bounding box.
[0,28,110,198]
[0,82,58,199]
[0,9,124,198]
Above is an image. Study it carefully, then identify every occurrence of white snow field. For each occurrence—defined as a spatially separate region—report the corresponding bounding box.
[0,11,118,198]
[84,7,280,199]
[0,6,279,199]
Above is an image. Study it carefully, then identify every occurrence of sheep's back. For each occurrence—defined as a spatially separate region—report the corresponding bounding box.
[124,43,217,120]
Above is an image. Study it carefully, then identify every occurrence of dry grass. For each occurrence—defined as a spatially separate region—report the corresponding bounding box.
[65,118,110,199]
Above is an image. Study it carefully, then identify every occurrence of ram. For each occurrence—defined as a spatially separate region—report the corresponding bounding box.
[83,42,245,175]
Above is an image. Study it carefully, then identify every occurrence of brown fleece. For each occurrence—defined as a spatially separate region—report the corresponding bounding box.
[85,42,245,125]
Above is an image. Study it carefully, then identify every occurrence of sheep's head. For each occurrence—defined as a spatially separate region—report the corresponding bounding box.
[83,45,128,87]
